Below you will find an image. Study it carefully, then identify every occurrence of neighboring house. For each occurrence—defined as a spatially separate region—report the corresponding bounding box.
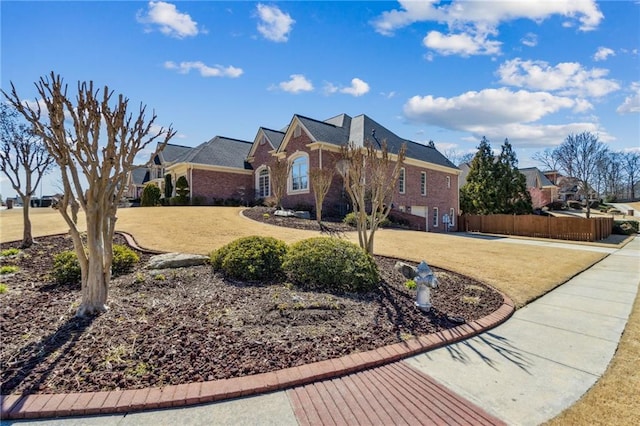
[519,167,558,206]
[147,143,193,195]
[129,112,460,232]
[458,163,559,207]
[124,167,149,200]
[543,171,579,201]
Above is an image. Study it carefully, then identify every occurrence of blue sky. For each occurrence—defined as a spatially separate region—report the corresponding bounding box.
[1,0,639,197]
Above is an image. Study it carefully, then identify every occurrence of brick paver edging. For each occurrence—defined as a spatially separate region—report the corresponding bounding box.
[1,233,515,421]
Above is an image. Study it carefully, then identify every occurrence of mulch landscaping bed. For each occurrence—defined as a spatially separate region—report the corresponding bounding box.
[1,226,503,396]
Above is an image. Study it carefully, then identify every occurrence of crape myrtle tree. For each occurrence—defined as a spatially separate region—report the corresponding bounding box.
[4,72,175,317]
[269,157,290,209]
[309,166,334,226]
[0,103,54,247]
[461,137,531,215]
[338,140,406,255]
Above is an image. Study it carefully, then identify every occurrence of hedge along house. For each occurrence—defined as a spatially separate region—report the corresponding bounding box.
[248,113,460,232]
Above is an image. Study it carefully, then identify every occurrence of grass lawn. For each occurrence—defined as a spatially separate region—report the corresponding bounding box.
[1,206,637,423]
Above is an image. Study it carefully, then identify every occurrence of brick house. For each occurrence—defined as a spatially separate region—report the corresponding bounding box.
[133,113,460,232]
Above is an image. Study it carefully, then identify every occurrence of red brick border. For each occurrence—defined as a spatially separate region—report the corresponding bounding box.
[1,290,514,420]
[2,231,515,420]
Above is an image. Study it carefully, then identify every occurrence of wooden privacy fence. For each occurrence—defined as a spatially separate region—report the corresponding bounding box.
[459,214,613,242]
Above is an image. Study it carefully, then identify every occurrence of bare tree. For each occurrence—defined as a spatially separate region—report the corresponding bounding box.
[442,148,474,167]
[0,103,54,247]
[269,157,290,209]
[554,132,608,218]
[338,140,406,254]
[4,73,175,317]
[309,167,334,226]
[532,148,561,174]
[622,151,640,200]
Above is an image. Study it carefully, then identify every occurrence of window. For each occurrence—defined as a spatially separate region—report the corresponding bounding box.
[290,155,308,192]
[446,176,451,189]
[432,207,439,227]
[420,172,427,196]
[257,168,270,198]
[449,208,455,227]
[399,168,406,194]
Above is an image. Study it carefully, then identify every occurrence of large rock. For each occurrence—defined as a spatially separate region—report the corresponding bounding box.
[146,253,209,270]
[394,261,417,280]
[294,211,311,219]
[274,209,295,217]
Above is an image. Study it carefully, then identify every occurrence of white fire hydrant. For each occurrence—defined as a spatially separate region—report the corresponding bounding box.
[415,261,438,311]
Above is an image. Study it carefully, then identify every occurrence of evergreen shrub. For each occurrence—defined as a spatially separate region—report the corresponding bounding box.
[210,236,288,282]
[141,184,161,206]
[52,244,140,284]
[613,220,639,235]
[282,237,379,293]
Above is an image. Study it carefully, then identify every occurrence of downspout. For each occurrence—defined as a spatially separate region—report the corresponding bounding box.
[319,145,323,169]
[189,165,193,203]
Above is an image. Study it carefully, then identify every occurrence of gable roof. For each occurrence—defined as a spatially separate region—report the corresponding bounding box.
[174,136,253,169]
[262,128,286,150]
[295,114,351,144]
[156,143,192,164]
[130,167,149,186]
[519,167,556,188]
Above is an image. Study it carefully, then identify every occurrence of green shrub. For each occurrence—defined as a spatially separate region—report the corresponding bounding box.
[52,244,140,284]
[175,176,190,204]
[613,220,639,235]
[0,265,19,275]
[111,244,140,275]
[52,250,81,284]
[210,236,288,282]
[404,279,417,290]
[1,248,20,257]
[0,283,7,294]
[282,237,379,293]
[567,200,583,210]
[343,212,392,228]
[191,195,206,206]
[141,184,161,206]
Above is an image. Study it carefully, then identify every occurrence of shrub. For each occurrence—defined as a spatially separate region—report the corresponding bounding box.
[343,212,392,228]
[223,198,242,207]
[175,176,190,204]
[567,200,582,210]
[52,250,81,284]
[141,184,161,207]
[1,248,20,257]
[0,265,19,275]
[282,237,379,293]
[111,245,140,275]
[613,220,639,235]
[52,244,140,284]
[210,236,288,282]
[191,195,206,206]
[545,201,566,211]
[0,283,7,294]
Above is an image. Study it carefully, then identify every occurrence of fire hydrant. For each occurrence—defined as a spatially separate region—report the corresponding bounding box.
[415,261,438,311]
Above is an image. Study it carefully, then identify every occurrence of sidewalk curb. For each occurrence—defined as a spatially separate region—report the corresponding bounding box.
[1,299,515,420]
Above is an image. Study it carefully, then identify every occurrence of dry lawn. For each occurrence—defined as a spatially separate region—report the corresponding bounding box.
[1,206,637,423]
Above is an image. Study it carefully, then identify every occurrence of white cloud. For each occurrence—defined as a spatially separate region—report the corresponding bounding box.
[423,30,501,56]
[497,58,620,98]
[256,4,294,42]
[372,0,602,58]
[404,88,577,128]
[164,61,243,78]
[521,32,538,47]
[340,78,370,97]
[276,74,313,94]
[617,82,640,114]
[137,1,201,38]
[373,0,603,35]
[403,88,613,148]
[593,46,615,61]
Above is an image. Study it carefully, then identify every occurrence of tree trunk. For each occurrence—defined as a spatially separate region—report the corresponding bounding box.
[76,209,109,317]
[20,195,33,248]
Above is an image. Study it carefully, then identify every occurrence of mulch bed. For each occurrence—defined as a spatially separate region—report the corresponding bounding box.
[0,221,503,396]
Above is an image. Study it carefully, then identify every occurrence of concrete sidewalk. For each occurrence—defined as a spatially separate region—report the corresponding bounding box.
[5,236,639,425]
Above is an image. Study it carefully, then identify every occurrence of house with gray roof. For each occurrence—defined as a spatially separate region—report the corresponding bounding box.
[138,112,460,231]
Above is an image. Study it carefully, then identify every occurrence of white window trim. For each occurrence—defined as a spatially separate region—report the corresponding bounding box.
[449,208,455,227]
[288,152,310,194]
[399,167,406,194]
[446,175,451,189]
[256,166,270,198]
[433,207,439,227]
[420,171,427,196]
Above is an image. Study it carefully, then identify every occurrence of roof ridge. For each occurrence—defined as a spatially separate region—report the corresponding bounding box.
[215,135,253,144]
[260,127,286,134]
[295,114,341,129]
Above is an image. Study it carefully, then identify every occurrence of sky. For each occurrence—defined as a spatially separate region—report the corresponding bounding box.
[1,0,639,197]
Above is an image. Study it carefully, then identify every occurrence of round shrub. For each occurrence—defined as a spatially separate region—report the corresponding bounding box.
[210,236,288,282]
[111,244,140,274]
[52,250,81,284]
[52,244,140,284]
[141,184,161,206]
[282,237,379,293]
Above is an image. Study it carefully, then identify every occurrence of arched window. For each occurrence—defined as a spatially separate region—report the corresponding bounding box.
[289,154,309,192]
[256,167,270,198]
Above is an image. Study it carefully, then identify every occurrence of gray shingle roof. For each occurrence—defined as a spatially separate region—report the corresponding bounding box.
[157,143,193,163]
[519,167,555,188]
[296,115,351,145]
[130,167,149,186]
[175,136,253,169]
[261,128,286,150]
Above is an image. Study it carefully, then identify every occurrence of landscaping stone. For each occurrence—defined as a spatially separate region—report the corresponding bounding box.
[394,261,417,280]
[146,252,209,269]
[294,211,311,219]
[274,209,295,217]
